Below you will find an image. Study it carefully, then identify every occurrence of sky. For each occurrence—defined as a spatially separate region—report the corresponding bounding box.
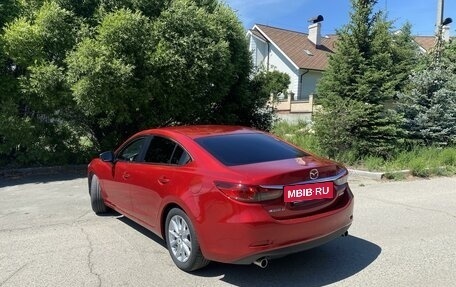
[224,0,455,36]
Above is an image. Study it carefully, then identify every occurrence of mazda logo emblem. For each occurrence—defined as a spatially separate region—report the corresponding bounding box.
[310,169,319,180]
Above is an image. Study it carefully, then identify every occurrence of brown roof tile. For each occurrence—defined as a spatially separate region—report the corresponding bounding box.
[413,36,436,52]
[250,29,267,42]
[254,24,438,71]
[254,24,337,71]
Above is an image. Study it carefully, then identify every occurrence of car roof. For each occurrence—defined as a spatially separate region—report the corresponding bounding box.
[140,125,260,139]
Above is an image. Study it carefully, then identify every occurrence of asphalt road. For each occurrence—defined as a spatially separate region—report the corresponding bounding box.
[0,173,455,287]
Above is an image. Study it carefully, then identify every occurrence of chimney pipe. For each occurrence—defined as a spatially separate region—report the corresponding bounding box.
[308,15,323,47]
[442,24,451,42]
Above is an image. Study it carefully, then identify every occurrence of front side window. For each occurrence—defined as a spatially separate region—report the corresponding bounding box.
[117,138,146,162]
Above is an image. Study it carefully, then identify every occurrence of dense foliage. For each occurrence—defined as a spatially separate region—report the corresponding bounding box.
[0,0,279,167]
[314,0,417,160]
[397,43,456,146]
[247,70,290,130]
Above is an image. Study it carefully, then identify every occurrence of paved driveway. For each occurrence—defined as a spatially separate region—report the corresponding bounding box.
[0,174,455,286]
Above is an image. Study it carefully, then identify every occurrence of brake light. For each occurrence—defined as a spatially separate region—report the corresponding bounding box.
[214,181,283,202]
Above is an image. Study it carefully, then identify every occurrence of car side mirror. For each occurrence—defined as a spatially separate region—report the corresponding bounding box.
[100,151,115,162]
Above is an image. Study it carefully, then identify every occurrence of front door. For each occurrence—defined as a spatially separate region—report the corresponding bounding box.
[129,136,190,228]
[104,137,148,214]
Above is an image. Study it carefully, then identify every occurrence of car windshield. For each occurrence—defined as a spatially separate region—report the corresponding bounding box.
[195,133,307,166]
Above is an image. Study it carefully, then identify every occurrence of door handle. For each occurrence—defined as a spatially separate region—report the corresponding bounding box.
[122,172,131,179]
[158,176,170,184]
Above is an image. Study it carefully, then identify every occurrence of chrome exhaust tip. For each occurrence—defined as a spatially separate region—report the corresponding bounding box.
[253,258,268,268]
[341,231,349,237]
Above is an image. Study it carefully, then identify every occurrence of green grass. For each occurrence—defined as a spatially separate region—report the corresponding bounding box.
[362,147,456,178]
[272,120,321,155]
[272,121,456,179]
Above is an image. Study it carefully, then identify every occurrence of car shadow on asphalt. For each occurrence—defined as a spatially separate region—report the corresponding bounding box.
[193,235,381,287]
[114,210,381,286]
[116,215,167,248]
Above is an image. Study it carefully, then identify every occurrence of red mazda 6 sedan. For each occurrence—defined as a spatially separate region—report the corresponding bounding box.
[88,125,354,271]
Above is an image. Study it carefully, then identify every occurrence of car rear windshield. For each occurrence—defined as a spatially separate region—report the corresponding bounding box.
[195,133,307,166]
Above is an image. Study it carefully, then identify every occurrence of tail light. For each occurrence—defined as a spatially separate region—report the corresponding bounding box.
[334,174,348,186]
[334,166,349,186]
[214,181,283,202]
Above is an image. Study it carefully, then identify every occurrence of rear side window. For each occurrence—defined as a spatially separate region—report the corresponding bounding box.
[145,136,191,165]
[195,133,307,166]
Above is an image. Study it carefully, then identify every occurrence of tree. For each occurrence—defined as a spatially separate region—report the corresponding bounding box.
[206,3,264,128]
[0,0,21,27]
[314,0,415,159]
[0,38,22,166]
[147,0,233,125]
[442,39,456,72]
[1,1,87,166]
[68,0,276,150]
[397,58,456,146]
[390,23,419,92]
[1,0,278,166]
[247,70,290,130]
[66,8,154,149]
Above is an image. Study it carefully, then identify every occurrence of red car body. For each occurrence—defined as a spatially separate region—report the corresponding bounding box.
[88,125,354,270]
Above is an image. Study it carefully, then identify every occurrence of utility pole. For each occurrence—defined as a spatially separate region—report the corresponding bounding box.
[436,0,444,34]
[434,0,452,64]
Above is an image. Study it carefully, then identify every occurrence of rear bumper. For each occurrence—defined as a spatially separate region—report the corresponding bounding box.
[197,187,354,264]
[232,225,350,264]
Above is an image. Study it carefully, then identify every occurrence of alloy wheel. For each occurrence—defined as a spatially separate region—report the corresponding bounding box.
[168,215,192,263]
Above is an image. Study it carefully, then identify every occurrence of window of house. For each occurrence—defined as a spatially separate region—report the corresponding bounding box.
[298,73,319,101]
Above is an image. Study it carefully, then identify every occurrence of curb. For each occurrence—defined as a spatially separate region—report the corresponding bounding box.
[0,165,87,179]
[383,169,412,179]
[348,168,414,180]
[348,169,385,180]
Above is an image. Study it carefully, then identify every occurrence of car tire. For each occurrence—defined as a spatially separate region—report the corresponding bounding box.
[90,175,108,214]
[165,208,209,272]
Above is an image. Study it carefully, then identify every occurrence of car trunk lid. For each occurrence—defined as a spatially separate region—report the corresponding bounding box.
[229,156,347,219]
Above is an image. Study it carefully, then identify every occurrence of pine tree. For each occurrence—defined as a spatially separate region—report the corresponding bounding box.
[397,60,456,146]
[314,0,415,159]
